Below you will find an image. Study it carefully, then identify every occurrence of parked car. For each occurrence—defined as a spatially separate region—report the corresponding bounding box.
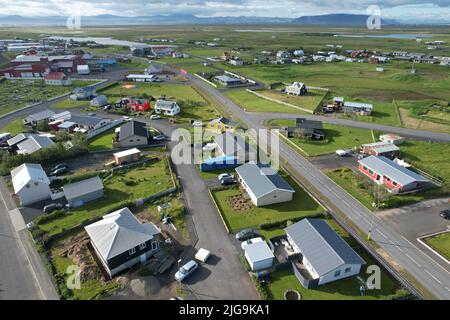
[202,143,216,152]
[88,113,96,116]
[122,116,132,121]
[336,149,352,157]
[439,209,450,220]
[153,135,165,141]
[218,173,233,181]
[192,121,203,127]
[220,177,236,186]
[49,166,68,176]
[235,228,259,241]
[241,237,263,250]
[174,260,199,282]
[43,203,64,214]
[50,163,68,172]
[150,114,161,120]
[103,104,111,110]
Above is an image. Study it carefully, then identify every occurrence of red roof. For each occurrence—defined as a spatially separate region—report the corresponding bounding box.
[44,72,67,80]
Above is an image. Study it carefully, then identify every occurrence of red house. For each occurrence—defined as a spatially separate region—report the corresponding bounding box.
[128,99,151,112]
[358,156,431,194]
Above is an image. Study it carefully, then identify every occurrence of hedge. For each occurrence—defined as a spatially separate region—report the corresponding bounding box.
[258,213,325,230]
[250,274,269,300]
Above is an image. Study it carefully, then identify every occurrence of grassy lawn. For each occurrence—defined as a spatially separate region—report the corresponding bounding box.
[266,218,406,300]
[225,89,309,114]
[1,118,25,135]
[269,120,375,156]
[88,129,115,151]
[50,237,119,300]
[423,232,450,261]
[211,173,325,233]
[51,98,91,110]
[36,158,174,236]
[258,89,327,112]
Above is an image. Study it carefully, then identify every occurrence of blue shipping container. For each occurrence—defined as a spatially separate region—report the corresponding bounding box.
[200,156,240,172]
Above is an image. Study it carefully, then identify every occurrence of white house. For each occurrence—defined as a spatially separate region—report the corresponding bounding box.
[77,65,90,74]
[244,241,275,271]
[11,163,51,206]
[276,50,290,59]
[285,82,307,96]
[154,100,180,116]
[293,50,304,56]
[235,162,295,207]
[229,59,243,66]
[44,72,72,86]
[285,218,366,288]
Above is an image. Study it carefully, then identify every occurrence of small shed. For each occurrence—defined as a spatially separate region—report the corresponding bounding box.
[63,176,104,207]
[244,241,274,271]
[113,148,142,165]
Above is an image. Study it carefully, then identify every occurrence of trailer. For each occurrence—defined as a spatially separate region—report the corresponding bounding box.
[195,248,211,263]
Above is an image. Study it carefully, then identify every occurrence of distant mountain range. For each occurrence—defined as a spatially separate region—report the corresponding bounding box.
[0,13,407,27]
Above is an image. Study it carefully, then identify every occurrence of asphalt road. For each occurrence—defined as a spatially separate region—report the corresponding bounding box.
[186,72,450,299]
[254,112,450,143]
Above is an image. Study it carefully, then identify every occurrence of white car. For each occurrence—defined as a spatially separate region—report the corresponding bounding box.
[218,173,233,181]
[241,237,263,250]
[153,135,165,141]
[192,121,203,127]
[150,115,161,120]
[202,143,217,152]
[122,116,132,121]
[336,149,352,156]
[175,260,199,282]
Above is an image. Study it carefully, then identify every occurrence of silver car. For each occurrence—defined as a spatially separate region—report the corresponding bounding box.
[175,260,199,282]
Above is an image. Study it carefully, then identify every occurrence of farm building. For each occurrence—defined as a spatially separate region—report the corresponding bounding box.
[361,142,400,159]
[207,117,239,133]
[63,176,104,207]
[285,82,307,96]
[214,75,242,87]
[379,134,404,145]
[358,156,432,193]
[11,163,51,206]
[244,242,275,271]
[285,218,365,289]
[154,100,180,116]
[235,162,295,207]
[214,132,257,164]
[85,207,162,277]
[114,120,149,148]
[283,118,324,140]
[44,72,72,86]
[113,148,142,165]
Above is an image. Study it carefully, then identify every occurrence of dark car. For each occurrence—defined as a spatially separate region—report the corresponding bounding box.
[220,177,236,186]
[235,228,259,241]
[51,163,68,172]
[439,209,450,220]
[43,203,64,214]
[49,166,68,176]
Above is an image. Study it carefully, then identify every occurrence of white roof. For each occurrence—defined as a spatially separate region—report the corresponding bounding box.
[126,74,155,79]
[113,148,141,158]
[11,163,50,194]
[85,207,160,260]
[245,241,274,262]
[77,65,89,70]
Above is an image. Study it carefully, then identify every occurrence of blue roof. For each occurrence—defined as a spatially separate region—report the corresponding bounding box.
[203,156,238,165]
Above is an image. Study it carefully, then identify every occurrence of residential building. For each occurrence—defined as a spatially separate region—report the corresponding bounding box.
[214,75,242,87]
[285,82,307,96]
[23,109,56,127]
[77,65,90,74]
[85,207,162,277]
[235,162,295,207]
[16,134,55,155]
[44,72,72,86]
[154,100,180,116]
[128,98,151,112]
[358,156,431,193]
[207,117,239,133]
[361,142,400,159]
[283,118,324,140]
[214,132,257,163]
[285,218,365,288]
[70,86,96,101]
[229,59,244,66]
[11,163,51,206]
[69,115,111,132]
[276,51,290,59]
[244,242,275,271]
[90,95,108,107]
[126,74,160,83]
[63,176,104,207]
[114,120,149,148]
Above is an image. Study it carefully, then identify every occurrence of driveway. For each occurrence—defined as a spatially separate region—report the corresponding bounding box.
[309,153,359,171]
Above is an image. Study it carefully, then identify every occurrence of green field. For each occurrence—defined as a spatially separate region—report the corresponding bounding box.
[88,129,115,151]
[51,98,91,110]
[257,89,327,112]
[36,159,174,236]
[211,174,324,232]
[423,232,450,260]
[1,118,25,135]
[268,120,376,156]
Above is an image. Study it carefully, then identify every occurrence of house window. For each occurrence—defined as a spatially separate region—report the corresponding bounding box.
[151,241,158,250]
[139,243,146,250]
[369,169,373,174]
[393,181,397,186]
[363,166,368,171]
[344,267,352,273]
[128,248,136,255]
[386,177,391,182]
[334,270,341,277]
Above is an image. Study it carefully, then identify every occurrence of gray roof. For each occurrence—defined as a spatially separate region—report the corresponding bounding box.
[25,109,56,121]
[85,207,160,260]
[215,132,256,158]
[235,162,295,198]
[362,142,399,154]
[214,75,241,83]
[285,219,365,276]
[209,117,238,128]
[358,156,429,186]
[63,176,104,201]
[245,241,274,262]
[70,114,104,127]
[295,118,323,130]
[7,133,29,146]
[343,101,373,110]
[119,120,148,141]
[58,121,77,129]
[16,135,55,154]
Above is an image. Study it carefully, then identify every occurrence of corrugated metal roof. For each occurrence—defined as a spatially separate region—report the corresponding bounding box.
[245,241,274,262]
[84,207,160,260]
[63,176,104,201]
[25,109,56,121]
[358,156,429,186]
[119,120,148,140]
[235,162,295,198]
[11,163,50,193]
[362,142,399,153]
[16,135,55,154]
[285,219,365,276]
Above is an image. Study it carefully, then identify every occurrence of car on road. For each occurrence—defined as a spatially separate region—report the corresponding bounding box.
[153,135,165,141]
[192,121,203,127]
[217,173,233,181]
[49,166,68,176]
[439,209,450,220]
[241,237,263,250]
[50,163,68,172]
[122,116,132,121]
[174,260,199,282]
[43,203,64,214]
[220,176,236,186]
[235,228,260,241]
[150,114,161,120]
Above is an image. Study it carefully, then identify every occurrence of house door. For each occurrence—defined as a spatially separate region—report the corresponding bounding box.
[139,254,147,264]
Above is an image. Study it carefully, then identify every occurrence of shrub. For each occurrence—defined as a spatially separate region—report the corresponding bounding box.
[35,210,66,225]
[240,255,251,272]
[250,274,269,300]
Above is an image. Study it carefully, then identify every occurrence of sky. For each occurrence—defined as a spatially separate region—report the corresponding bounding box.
[0,1,449,23]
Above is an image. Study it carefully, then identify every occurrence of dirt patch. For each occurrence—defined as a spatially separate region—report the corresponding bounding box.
[228,193,253,211]
[399,108,450,133]
[60,233,103,282]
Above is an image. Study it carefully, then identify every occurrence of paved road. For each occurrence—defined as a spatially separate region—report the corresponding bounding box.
[254,112,450,143]
[186,72,450,299]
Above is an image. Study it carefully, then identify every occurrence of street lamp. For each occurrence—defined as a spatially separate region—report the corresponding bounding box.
[177,259,182,294]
